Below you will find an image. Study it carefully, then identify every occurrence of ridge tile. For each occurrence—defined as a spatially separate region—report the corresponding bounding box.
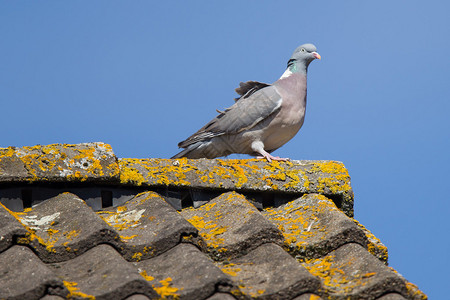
[119,158,354,216]
[0,142,119,183]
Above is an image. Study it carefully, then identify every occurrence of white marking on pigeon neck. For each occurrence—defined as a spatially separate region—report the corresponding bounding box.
[279,68,293,79]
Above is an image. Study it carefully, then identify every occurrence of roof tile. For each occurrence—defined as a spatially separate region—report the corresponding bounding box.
[40,296,66,300]
[124,295,152,300]
[262,193,368,260]
[353,219,389,263]
[377,294,408,300]
[181,191,284,261]
[51,244,157,299]
[301,243,408,299]
[0,246,67,299]
[0,202,29,252]
[206,293,237,300]
[221,243,321,299]
[292,294,323,300]
[13,192,119,263]
[97,191,200,261]
[135,243,234,300]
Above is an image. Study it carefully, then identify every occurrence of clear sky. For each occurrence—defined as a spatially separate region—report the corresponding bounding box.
[1,1,448,297]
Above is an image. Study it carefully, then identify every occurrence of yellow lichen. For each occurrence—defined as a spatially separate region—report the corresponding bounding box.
[185,214,227,250]
[117,206,128,212]
[119,164,146,185]
[183,194,252,253]
[120,234,138,241]
[302,253,380,295]
[405,282,428,300]
[119,158,197,186]
[362,272,376,278]
[352,219,388,262]
[64,230,80,240]
[63,281,96,300]
[132,252,143,262]
[302,255,348,291]
[219,263,242,276]
[262,194,336,255]
[312,161,352,194]
[152,277,180,299]
[139,270,155,281]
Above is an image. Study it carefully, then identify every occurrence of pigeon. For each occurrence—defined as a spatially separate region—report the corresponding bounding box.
[172,44,321,162]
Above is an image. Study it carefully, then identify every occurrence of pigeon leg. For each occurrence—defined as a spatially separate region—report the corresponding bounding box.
[252,141,289,162]
[256,153,290,162]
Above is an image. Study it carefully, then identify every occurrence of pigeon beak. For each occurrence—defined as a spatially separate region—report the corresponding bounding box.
[312,52,321,60]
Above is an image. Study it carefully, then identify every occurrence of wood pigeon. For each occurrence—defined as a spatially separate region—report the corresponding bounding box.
[172,44,321,162]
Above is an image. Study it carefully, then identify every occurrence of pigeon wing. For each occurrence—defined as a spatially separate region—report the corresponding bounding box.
[234,81,270,101]
[178,85,282,148]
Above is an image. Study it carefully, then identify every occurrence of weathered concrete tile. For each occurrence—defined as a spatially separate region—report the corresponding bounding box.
[0,202,28,252]
[124,295,152,300]
[119,158,354,216]
[51,244,157,299]
[13,192,120,262]
[377,294,408,300]
[301,243,409,299]
[40,296,66,300]
[97,191,200,261]
[135,243,234,300]
[262,194,368,260]
[392,275,428,300]
[0,246,67,300]
[0,142,119,183]
[206,293,237,300]
[293,293,323,300]
[353,219,389,263]
[218,243,321,299]
[181,191,283,260]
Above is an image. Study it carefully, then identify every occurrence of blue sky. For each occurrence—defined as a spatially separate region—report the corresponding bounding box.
[1,1,449,297]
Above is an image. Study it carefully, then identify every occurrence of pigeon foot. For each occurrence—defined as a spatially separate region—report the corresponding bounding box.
[256,154,290,163]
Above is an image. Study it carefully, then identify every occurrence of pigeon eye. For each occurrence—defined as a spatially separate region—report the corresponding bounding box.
[301,48,306,52]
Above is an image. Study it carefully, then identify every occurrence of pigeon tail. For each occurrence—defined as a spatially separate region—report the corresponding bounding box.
[171,147,194,159]
[171,141,225,159]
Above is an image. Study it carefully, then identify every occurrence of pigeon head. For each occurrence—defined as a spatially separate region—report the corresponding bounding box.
[287,43,321,73]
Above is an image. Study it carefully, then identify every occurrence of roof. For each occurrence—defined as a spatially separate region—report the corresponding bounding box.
[0,142,426,299]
